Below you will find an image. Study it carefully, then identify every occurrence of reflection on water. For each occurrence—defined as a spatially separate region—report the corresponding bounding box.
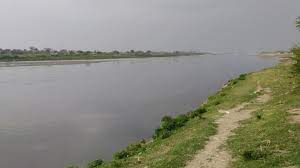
[0,55,277,168]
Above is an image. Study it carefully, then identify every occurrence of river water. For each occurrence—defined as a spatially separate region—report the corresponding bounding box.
[0,54,277,168]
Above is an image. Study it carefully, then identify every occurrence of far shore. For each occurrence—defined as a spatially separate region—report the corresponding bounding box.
[0,54,205,67]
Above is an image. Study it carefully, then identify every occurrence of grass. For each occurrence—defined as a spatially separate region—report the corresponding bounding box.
[227,62,300,168]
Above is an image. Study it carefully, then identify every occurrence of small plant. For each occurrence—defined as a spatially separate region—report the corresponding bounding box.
[238,74,247,80]
[190,107,207,118]
[291,46,300,73]
[161,116,176,130]
[66,166,79,168]
[174,114,189,127]
[160,129,172,139]
[220,92,226,97]
[153,114,190,139]
[296,16,300,31]
[256,113,262,120]
[242,150,267,160]
[87,159,104,168]
[113,140,146,160]
[114,151,129,160]
[214,101,221,105]
[232,80,238,85]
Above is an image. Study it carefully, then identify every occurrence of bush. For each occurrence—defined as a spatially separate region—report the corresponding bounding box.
[238,74,247,80]
[190,107,207,118]
[291,46,300,73]
[256,113,262,120]
[87,159,104,168]
[214,101,221,105]
[242,150,268,160]
[113,141,146,160]
[160,129,172,139]
[161,116,176,130]
[114,151,129,160]
[66,166,78,168]
[174,114,189,127]
[153,114,190,139]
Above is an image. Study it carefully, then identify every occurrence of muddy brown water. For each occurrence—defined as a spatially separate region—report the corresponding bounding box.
[0,54,277,168]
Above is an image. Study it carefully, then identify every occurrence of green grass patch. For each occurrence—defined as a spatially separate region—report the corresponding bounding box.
[227,63,300,168]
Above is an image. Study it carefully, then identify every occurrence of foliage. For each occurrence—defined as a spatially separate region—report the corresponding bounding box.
[66,166,79,168]
[255,113,262,120]
[238,74,247,80]
[113,140,146,160]
[291,46,300,73]
[0,48,206,61]
[242,150,268,160]
[87,159,104,168]
[189,108,207,119]
[153,113,192,139]
[296,16,300,31]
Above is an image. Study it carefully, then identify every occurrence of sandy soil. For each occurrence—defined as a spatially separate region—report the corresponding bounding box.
[288,109,300,123]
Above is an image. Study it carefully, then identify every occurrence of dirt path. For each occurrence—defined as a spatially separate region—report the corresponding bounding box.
[185,82,272,168]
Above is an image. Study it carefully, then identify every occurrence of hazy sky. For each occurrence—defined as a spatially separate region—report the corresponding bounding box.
[0,0,299,52]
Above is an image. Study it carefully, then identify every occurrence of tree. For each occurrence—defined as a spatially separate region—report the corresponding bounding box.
[292,17,300,73]
[297,17,300,31]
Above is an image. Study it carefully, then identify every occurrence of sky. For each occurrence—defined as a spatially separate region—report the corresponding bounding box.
[0,0,299,53]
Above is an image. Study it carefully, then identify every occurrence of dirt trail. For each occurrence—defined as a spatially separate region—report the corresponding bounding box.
[185,82,272,168]
[288,109,300,123]
[256,81,272,103]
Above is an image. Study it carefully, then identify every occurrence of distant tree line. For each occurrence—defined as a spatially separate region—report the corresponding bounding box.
[0,47,206,61]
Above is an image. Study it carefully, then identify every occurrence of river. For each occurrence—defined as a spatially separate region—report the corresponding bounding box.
[0,54,277,168]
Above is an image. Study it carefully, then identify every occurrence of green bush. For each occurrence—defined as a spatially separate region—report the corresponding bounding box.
[114,151,129,160]
[256,113,262,120]
[238,74,247,80]
[153,114,190,139]
[161,116,176,130]
[160,129,172,139]
[87,159,104,168]
[291,46,300,73]
[242,150,268,160]
[174,114,189,127]
[190,107,207,118]
[113,140,146,160]
[66,166,78,168]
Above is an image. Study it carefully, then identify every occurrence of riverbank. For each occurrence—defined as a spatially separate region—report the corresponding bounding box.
[81,55,300,168]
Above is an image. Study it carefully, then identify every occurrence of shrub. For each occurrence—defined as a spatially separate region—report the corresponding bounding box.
[161,116,176,130]
[174,114,189,127]
[190,107,207,118]
[291,46,300,73]
[87,159,104,168]
[214,101,221,105]
[113,141,146,160]
[114,151,129,160]
[238,74,247,80]
[232,80,238,85]
[66,166,78,168]
[256,113,262,120]
[220,92,226,97]
[242,150,268,160]
[160,129,172,139]
[153,114,190,139]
